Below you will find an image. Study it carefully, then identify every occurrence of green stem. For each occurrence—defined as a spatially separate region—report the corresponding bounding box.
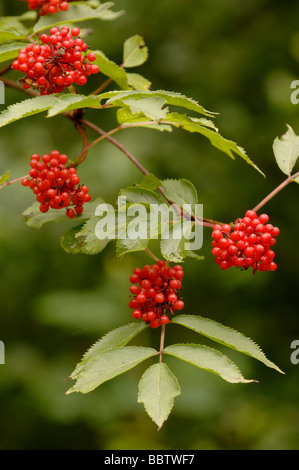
[252,171,299,213]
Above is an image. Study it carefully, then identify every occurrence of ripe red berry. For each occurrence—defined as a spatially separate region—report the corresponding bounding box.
[128,261,184,327]
[27,0,70,16]
[211,211,280,274]
[22,151,91,217]
[14,26,99,95]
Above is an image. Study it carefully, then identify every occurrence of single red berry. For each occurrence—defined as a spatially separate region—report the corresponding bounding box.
[160,315,170,325]
[174,300,184,310]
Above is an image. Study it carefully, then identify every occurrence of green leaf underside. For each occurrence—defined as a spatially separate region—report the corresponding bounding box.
[70,322,149,379]
[33,2,124,33]
[47,94,101,118]
[100,90,216,117]
[0,171,10,185]
[66,346,157,394]
[164,344,255,384]
[160,220,192,263]
[273,124,299,176]
[117,108,172,132]
[0,95,57,128]
[60,223,90,255]
[138,363,181,429]
[0,42,30,63]
[123,35,149,68]
[121,96,169,121]
[23,197,103,229]
[172,315,284,374]
[75,217,111,254]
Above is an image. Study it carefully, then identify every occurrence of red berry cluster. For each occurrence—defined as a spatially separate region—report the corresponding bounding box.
[211,210,280,273]
[27,0,69,16]
[21,151,91,218]
[129,260,185,328]
[12,26,99,95]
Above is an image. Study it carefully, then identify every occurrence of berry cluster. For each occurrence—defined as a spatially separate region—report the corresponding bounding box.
[129,260,184,328]
[211,210,280,273]
[27,0,69,16]
[12,26,99,95]
[21,151,91,218]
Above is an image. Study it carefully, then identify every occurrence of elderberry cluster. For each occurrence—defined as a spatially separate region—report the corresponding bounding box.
[21,151,91,218]
[211,210,280,273]
[129,260,184,328]
[27,0,69,16]
[12,26,99,95]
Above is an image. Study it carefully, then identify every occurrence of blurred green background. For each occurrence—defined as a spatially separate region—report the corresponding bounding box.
[0,0,298,450]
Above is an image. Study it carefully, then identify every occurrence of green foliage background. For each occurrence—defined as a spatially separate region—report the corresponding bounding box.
[0,0,298,450]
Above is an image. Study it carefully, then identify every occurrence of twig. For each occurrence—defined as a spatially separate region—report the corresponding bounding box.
[252,171,299,213]
[0,174,29,190]
[0,77,39,97]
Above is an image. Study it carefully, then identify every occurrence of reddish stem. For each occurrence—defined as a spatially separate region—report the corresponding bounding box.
[252,171,299,213]
[0,174,29,190]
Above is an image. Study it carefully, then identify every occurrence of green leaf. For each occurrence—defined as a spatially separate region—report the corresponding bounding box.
[0,42,29,64]
[116,108,172,132]
[138,173,162,191]
[100,89,215,117]
[123,96,169,121]
[70,322,149,379]
[165,113,264,176]
[0,30,27,42]
[0,95,57,128]
[60,223,87,254]
[273,124,299,176]
[92,50,129,89]
[127,73,151,91]
[172,315,284,374]
[162,178,198,207]
[123,35,149,68]
[76,215,112,254]
[138,363,181,430]
[120,186,165,206]
[0,16,30,39]
[33,2,124,33]
[0,170,10,185]
[23,197,103,229]
[66,346,157,394]
[160,219,192,263]
[23,202,71,229]
[47,94,101,118]
[164,344,256,384]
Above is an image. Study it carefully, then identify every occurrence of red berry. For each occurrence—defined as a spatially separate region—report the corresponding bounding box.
[160,315,170,325]
[211,210,279,273]
[174,300,184,310]
[129,261,184,327]
[132,309,142,320]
